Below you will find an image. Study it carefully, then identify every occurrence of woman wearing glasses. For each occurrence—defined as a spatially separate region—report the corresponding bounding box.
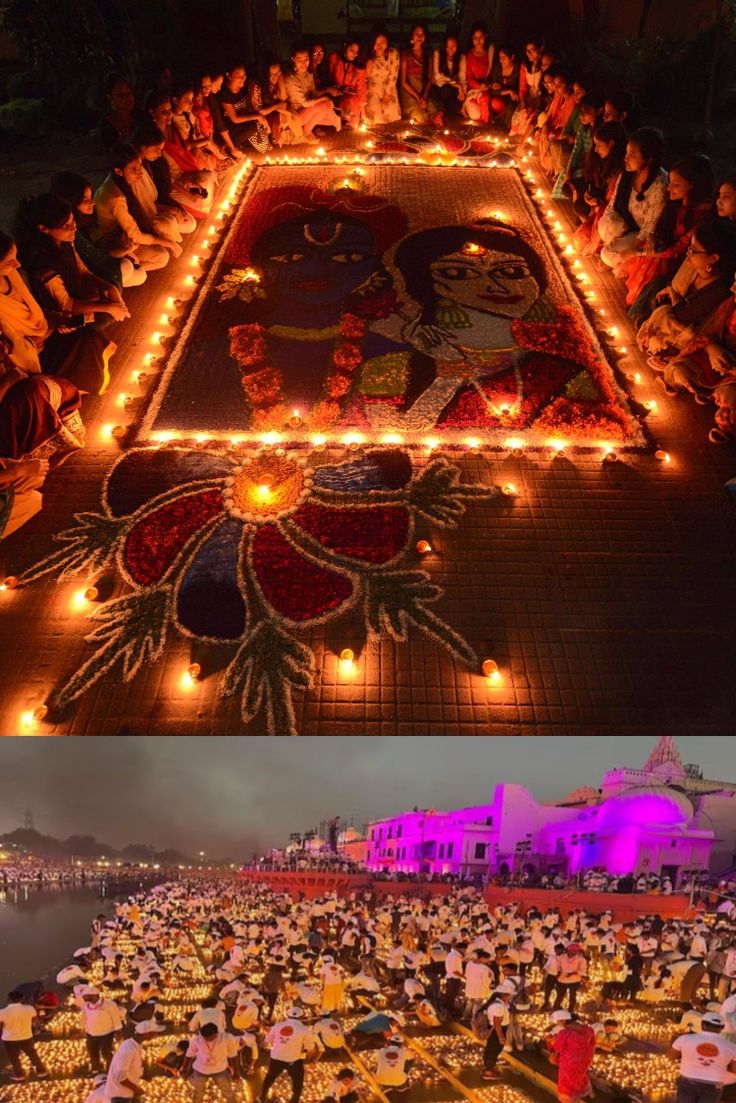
[637,220,736,395]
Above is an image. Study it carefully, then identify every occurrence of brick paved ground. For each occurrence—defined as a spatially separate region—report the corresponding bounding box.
[1,138,735,737]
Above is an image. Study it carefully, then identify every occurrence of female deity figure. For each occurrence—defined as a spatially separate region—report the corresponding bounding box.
[363,221,629,436]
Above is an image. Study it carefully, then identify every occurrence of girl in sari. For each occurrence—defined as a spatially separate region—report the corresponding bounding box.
[146,92,215,217]
[328,38,367,128]
[400,23,441,124]
[550,1017,596,1103]
[621,153,715,320]
[463,22,495,124]
[170,79,228,173]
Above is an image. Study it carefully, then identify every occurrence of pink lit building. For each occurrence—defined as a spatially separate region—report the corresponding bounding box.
[364,738,736,886]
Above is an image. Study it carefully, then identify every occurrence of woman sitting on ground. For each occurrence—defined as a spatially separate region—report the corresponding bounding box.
[640,221,736,414]
[15,194,129,396]
[50,171,147,290]
[0,229,105,410]
[192,72,218,149]
[366,27,401,125]
[400,23,440,124]
[98,73,142,149]
[548,75,591,182]
[573,121,627,251]
[253,58,302,147]
[202,68,242,161]
[285,44,342,144]
[328,37,367,129]
[622,153,715,322]
[146,92,216,215]
[215,64,272,155]
[93,144,177,272]
[171,79,227,172]
[133,123,198,243]
[0,330,83,478]
[553,93,603,203]
[309,42,331,92]
[637,220,736,391]
[462,21,495,124]
[597,126,668,274]
[537,66,576,175]
[509,39,544,141]
[488,44,520,130]
[431,31,465,124]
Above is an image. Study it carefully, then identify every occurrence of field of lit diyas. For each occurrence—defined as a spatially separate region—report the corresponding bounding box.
[1,935,691,1103]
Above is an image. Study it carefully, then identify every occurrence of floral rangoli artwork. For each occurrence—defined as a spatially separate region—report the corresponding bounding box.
[140,163,646,448]
[21,447,495,735]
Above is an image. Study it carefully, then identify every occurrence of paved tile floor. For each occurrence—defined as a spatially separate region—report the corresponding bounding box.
[1,141,735,736]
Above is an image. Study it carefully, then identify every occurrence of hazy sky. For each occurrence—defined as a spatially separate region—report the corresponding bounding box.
[0,737,731,859]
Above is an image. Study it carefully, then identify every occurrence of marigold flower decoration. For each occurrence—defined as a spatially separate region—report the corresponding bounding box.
[20,448,497,735]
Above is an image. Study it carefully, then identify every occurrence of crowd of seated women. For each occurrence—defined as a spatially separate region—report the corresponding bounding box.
[3,20,736,540]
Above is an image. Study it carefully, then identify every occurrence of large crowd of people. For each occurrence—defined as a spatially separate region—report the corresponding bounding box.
[2,877,736,1103]
[3,20,736,543]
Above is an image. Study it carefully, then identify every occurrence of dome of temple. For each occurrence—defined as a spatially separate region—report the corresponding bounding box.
[598,784,693,828]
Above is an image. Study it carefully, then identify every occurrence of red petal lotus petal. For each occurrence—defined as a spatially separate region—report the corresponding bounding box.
[291,502,410,564]
[122,489,225,586]
[251,523,353,623]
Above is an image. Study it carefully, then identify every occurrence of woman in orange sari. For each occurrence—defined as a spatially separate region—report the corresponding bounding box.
[328,38,367,128]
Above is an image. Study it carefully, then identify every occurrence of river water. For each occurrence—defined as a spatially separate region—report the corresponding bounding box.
[0,883,141,995]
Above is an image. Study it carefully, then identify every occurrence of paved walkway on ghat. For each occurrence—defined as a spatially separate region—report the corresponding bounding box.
[1,133,735,736]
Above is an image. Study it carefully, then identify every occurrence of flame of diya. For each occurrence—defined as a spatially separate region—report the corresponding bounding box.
[223,453,313,522]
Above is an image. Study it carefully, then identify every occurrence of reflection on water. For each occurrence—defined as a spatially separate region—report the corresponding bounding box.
[0,884,139,995]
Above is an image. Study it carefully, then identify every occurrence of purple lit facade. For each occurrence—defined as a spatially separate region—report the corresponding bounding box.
[364,738,736,886]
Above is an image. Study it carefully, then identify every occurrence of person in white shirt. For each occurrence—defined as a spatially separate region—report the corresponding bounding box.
[463,950,492,1023]
[324,1066,362,1103]
[189,999,227,1034]
[182,1022,240,1103]
[0,990,49,1081]
[720,993,736,1043]
[553,944,588,1013]
[374,1036,413,1091]
[314,1012,346,1051]
[57,962,89,988]
[481,985,513,1081]
[669,1014,736,1103]
[103,1030,144,1102]
[444,943,465,1016]
[321,957,345,1013]
[233,997,260,1032]
[78,987,124,1072]
[261,1007,315,1103]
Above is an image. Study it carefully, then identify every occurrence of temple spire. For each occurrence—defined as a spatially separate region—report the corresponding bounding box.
[644,736,683,772]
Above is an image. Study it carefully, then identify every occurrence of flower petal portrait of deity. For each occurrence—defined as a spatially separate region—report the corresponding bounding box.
[362,220,637,441]
[220,185,408,431]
